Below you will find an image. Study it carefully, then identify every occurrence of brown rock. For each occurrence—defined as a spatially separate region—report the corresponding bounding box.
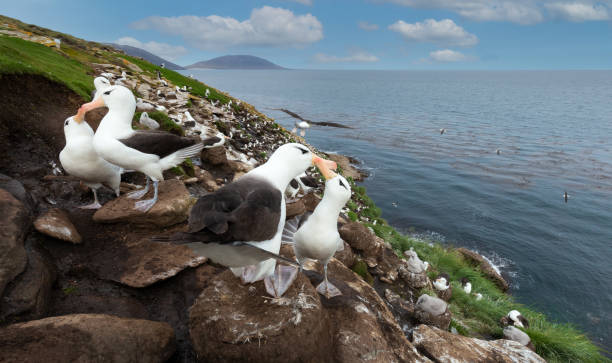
[0,189,29,297]
[285,199,306,219]
[1,249,56,321]
[93,179,192,227]
[384,288,414,319]
[118,239,208,288]
[457,247,509,292]
[189,270,331,363]
[301,192,321,212]
[201,145,227,166]
[327,153,364,181]
[0,314,176,363]
[338,222,383,258]
[34,208,82,244]
[0,173,35,211]
[414,294,451,330]
[50,295,149,319]
[436,285,452,302]
[333,241,355,268]
[412,325,546,362]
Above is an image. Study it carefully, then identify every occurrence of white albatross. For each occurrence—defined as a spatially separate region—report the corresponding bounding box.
[278,167,351,298]
[59,115,121,209]
[151,143,337,294]
[292,120,310,137]
[77,85,207,212]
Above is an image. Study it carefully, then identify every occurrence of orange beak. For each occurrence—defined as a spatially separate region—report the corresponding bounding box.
[73,110,84,124]
[78,96,106,118]
[312,155,337,180]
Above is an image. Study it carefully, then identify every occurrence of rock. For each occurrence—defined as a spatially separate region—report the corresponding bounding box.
[436,284,452,302]
[118,239,207,288]
[412,325,545,362]
[189,270,330,363]
[125,61,143,73]
[51,295,149,319]
[301,192,321,211]
[339,222,383,258]
[0,189,29,297]
[327,153,364,181]
[285,199,306,219]
[201,146,227,166]
[166,91,177,100]
[333,241,355,268]
[414,294,451,330]
[93,179,192,227]
[0,173,35,211]
[1,248,56,321]
[33,208,82,244]
[399,248,430,289]
[384,288,414,319]
[456,248,509,292]
[504,326,536,351]
[0,314,176,363]
[136,83,151,99]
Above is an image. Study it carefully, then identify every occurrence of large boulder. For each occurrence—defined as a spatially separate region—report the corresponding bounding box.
[456,248,509,292]
[326,153,364,181]
[504,326,536,351]
[117,239,208,288]
[0,248,56,322]
[34,208,82,244]
[93,179,192,227]
[414,294,451,330]
[201,145,227,166]
[412,325,545,363]
[0,189,29,297]
[0,173,35,211]
[0,314,176,363]
[189,270,331,363]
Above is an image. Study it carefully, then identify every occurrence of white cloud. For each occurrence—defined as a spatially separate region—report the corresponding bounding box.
[428,49,468,62]
[358,21,379,30]
[131,6,323,50]
[545,2,610,21]
[115,37,187,61]
[286,0,313,4]
[378,0,544,24]
[388,19,478,47]
[313,51,380,63]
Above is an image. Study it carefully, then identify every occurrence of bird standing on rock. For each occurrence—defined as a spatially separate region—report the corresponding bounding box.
[153,143,337,296]
[77,85,207,212]
[278,168,352,298]
[59,115,121,209]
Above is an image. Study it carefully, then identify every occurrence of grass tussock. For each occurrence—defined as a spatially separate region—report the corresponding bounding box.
[345,178,610,362]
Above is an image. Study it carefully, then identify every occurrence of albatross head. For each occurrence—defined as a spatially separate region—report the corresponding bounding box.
[323,174,352,208]
[93,76,111,95]
[265,143,337,185]
[78,85,136,119]
[63,116,94,140]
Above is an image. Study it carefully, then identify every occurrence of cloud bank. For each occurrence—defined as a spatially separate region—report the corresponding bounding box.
[389,19,478,46]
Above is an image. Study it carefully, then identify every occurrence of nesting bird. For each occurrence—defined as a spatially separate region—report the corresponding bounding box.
[502,310,530,329]
[433,273,452,301]
[461,277,472,294]
[279,168,352,298]
[59,116,121,209]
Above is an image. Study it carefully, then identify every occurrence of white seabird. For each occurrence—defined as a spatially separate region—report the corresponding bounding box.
[461,277,472,294]
[433,273,450,291]
[77,85,206,212]
[59,115,121,209]
[506,310,529,329]
[292,121,310,137]
[153,143,337,292]
[278,168,351,298]
[93,76,111,99]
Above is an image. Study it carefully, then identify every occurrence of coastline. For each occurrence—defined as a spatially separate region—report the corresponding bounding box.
[0,15,609,362]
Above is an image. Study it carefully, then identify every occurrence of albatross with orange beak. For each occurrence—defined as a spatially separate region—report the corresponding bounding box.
[152,143,337,296]
[78,85,205,212]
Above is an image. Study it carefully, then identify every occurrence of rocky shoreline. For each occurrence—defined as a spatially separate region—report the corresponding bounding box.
[2,16,604,362]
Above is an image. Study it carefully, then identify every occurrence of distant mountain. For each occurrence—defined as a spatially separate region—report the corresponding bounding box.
[110,44,185,70]
[186,55,285,70]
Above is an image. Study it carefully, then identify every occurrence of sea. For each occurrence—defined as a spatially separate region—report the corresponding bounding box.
[184,69,612,350]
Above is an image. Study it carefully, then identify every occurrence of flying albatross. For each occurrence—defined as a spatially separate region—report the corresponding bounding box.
[77,85,208,212]
[279,167,352,298]
[59,115,121,209]
[152,143,337,296]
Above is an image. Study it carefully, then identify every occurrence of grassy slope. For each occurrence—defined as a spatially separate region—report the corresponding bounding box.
[0,21,608,362]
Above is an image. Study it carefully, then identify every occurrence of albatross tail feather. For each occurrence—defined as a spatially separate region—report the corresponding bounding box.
[159,142,204,170]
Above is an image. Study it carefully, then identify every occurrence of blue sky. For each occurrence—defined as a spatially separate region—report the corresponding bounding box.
[3,0,612,69]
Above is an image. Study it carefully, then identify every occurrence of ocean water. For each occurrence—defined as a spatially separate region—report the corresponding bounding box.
[186,69,612,349]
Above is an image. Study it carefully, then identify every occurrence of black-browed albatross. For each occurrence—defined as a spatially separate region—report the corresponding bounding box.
[153,143,337,295]
[78,85,212,212]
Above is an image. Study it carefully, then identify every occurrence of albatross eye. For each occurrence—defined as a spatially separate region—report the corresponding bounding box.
[339,179,348,189]
[64,119,70,126]
[294,146,309,154]
[103,89,112,95]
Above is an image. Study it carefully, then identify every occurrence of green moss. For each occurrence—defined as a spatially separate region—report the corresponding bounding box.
[259,151,267,159]
[347,211,358,222]
[170,166,185,176]
[351,259,374,285]
[0,35,94,99]
[182,158,195,177]
[145,111,183,136]
[62,286,77,295]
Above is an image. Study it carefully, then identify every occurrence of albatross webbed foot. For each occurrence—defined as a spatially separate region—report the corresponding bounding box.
[127,177,150,199]
[264,265,298,298]
[316,280,342,299]
[133,180,158,212]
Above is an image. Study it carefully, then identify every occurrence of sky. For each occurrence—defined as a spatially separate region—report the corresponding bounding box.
[2,0,612,69]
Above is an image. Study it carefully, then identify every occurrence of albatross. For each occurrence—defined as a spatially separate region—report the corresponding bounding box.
[77,85,206,212]
[59,115,121,209]
[279,167,352,298]
[153,143,337,293]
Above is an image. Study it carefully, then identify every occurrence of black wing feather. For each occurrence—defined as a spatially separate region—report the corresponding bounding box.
[119,130,196,158]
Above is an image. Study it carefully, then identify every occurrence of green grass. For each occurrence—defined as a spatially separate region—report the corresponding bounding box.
[0,35,93,99]
[348,179,610,362]
[132,110,183,136]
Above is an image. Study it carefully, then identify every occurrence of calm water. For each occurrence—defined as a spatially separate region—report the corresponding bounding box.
[186,69,612,349]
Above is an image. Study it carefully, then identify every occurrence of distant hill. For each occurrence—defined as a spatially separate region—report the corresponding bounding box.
[186,55,285,70]
[110,44,185,70]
